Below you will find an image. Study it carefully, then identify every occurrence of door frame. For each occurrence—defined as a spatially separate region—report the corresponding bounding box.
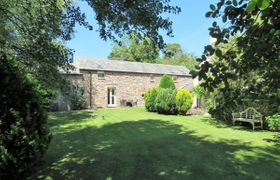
[107,87,116,107]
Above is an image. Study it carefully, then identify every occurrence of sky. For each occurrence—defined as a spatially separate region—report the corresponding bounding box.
[67,0,219,60]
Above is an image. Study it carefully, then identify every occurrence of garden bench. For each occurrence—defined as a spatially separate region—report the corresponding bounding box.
[232,107,263,130]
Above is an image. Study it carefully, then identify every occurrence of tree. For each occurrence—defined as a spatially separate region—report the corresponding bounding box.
[193,0,280,120]
[0,0,181,177]
[108,45,134,62]
[163,43,183,59]
[161,43,198,71]
[0,53,52,178]
[1,0,180,90]
[108,32,160,63]
[193,0,279,94]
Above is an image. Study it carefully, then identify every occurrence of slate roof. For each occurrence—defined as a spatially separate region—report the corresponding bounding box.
[73,58,191,76]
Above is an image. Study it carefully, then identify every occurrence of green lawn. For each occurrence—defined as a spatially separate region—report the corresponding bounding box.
[30,107,280,180]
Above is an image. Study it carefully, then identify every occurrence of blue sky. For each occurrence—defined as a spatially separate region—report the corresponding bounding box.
[67,0,219,60]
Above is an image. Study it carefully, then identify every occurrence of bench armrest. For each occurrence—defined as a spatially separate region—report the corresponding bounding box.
[232,112,240,119]
[253,114,263,121]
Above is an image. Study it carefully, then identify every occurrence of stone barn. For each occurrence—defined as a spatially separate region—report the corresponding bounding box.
[62,58,193,109]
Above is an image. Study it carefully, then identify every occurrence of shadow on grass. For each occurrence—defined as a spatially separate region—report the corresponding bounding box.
[48,110,94,126]
[201,117,261,131]
[30,119,280,180]
[201,116,232,128]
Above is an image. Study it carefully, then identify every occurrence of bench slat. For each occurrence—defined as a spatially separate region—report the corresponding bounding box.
[232,107,263,130]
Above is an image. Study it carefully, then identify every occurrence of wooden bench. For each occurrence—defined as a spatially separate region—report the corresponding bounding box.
[232,107,263,130]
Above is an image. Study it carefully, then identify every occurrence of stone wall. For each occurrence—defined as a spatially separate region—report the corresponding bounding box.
[51,74,84,111]
[80,70,193,108]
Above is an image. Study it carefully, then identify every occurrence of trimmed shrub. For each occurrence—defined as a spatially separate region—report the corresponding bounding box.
[159,75,176,89]
[266,113,280,131]
[144,87,159,112]
[176,89,193,114]
[0,54,52,178]
[155,88,177,114]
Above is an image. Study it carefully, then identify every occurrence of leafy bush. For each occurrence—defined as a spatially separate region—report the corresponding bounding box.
[207,88,242,121]
[206,86,280,123]
[0,54,52,178]
[69,85,87,110]
[192,85,207,108]
[144,87,159,112]
[159,75,176,89]
[266,113,280,131]
[27,74,58,110]
[192,85,206,99]
[176,89,193,114]
[155,88,177,114]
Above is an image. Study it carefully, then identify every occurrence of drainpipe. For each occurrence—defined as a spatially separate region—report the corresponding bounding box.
[89,72,93,109]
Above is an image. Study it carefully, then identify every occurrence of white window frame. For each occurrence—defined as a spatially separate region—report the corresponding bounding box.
[107,87,116,107]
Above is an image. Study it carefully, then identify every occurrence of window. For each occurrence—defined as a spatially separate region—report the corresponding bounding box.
[150,74,155,83]
[97,71,105,79]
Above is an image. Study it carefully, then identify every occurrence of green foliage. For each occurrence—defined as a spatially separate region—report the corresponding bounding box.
[207,88,242,121]
[86,1,181,48]
[161,43,198,71]
[192,85,207,109]
[1,0,180,76]
[192,85,206,99]
[159,75,176,90]
[0,54,52,178]
[155,88,177,114]
[26,74,58,110]
[108,45,133,61]
[194,0,280,109]
[246,0,270,12]
[69,86,87,110]
[1,0,180,112]
[108,32,160,63]
[176,89,193,114]
[266,113,280,131]
[0,0,76,91]
[163,43,183,59]
[144,87,159,112]
[32,108,279,179]
[206,85,280,122]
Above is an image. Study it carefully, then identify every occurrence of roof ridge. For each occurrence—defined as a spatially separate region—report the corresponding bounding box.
[75,58,187,68]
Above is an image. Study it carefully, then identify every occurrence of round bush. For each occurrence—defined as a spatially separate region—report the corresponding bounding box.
[0,54,52,178]
[144,87,159,112]
[266,113,280,131]
[155,88,177,114]
[176,89,193,114]
[159,75,176,89]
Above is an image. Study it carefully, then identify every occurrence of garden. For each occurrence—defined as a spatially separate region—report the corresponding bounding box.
[29,108,280,179]
[1,0,280,179]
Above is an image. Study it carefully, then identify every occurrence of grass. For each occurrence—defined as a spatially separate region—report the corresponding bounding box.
[29,107,280,180]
